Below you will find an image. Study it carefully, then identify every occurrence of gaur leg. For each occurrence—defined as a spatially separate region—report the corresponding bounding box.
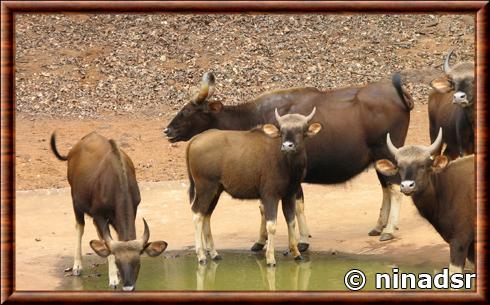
[282,195,303,260]
[449,239,471,275]
[251,201,268,252]
[263,197,279,267]
[467,241,476,266]
[295,187,311,252]
[191,180,221,264]
[93,217,119,289]
[72,207,85,276]
[203,190,222,261]
[379,185,403,241]
[368,181,391,236]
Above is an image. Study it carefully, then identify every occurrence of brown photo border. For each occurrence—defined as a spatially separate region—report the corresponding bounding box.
[1,1,488,303]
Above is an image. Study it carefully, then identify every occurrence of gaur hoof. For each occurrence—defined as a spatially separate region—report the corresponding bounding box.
[267,263,276,268]
[368,229,382,236]
[297,243,309,252]
[379,233,395,242]
[251,242,265,252]
[109,283,118,290]
[212,255,222,261]
[294,255,305,261]
[198,258,208,265]
[72,268,81,276]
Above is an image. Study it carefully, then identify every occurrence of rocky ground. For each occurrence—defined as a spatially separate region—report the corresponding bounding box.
[16,14,474,119]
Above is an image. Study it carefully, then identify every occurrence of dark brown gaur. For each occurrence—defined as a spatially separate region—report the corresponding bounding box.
[50,131,167,291]
[429,49,475,159]
[186,109,322,266]
[165,71,413,247]
[375,128,475,275]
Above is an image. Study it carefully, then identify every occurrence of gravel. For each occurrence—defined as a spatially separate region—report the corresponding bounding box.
[15,14,475,118]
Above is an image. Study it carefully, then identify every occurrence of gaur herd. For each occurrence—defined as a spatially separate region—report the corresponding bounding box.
[50,50,476,290]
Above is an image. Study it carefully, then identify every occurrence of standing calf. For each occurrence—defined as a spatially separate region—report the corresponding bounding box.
[186,109,321,266]
[375,129,475,274]
[429,49,475,159]
[51,131,167,291]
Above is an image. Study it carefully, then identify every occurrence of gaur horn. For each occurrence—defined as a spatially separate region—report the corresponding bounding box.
[427,127,443,155]
[193,72,215,104]
[305,107,316,123]
[102,220,114,247]
[275,108,283,124]
[386,133,399,157]
[141,218,150,246]
[443,49,454,74]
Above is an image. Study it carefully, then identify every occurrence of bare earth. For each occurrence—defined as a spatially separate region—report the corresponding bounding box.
[14,104,450,290]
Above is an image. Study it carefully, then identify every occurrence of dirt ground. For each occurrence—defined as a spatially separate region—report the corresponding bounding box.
[14,104,452,290]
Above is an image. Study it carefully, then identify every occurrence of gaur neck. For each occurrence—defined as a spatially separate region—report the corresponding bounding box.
[464,105,475,132]
[114,197,137,241]
[284,151,307,194]
[211,103,261,130]
[411,175,441,232]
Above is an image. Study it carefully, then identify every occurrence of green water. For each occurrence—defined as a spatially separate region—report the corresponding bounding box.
[58,250,473,291]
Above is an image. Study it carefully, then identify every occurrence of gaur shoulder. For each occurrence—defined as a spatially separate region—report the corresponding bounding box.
[444,154,474,172]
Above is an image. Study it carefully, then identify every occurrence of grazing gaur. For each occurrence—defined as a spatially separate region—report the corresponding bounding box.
[375,128,475,275]
[429,50,475,159]
[166,71,413,247]
[186,109,322,266]
[50,131,168,291]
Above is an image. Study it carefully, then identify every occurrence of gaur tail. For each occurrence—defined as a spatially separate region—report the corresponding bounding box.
[392,73,414,111]
[185,142,196,205]
[50,132,68,161]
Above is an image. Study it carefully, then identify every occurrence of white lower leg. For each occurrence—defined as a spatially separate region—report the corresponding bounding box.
[373,186,391,233]
[73,222,84,276]
[382,186,402,235]
[257,203,267,244]
[203,215,219,259]
[266,220,277,266]
[287,221,301,257]
[193,212,206,262]
[295,198,310,244]
[107,254,119,288]
[449,263,463,276]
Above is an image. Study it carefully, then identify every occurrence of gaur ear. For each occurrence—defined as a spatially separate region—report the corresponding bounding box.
[432,155,449,172]
[306,123,322,137]
[144,241,168,257]
[262,124,280,138]
[206,101,223,113]
[375,159,398,176]
[430,78,452,93]
[89,240,111,258]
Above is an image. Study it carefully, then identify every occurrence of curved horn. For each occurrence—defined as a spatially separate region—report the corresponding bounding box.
[102,220,114,247]
[193,72,215,104]
[443,49,454,74]
[275,108,283,124]
[305,107,316,123]
[386,133,399,157]
[141,218,150,245]
[427,127,443,155]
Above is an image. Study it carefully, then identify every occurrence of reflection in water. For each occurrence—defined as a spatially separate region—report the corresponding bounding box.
[58,250,453,291]
[196,260,219,290]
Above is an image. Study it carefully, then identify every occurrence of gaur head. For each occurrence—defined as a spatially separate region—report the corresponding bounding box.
[164,72,223,142]
[375,128,449,196]
[261,107,322,154]
[89,219,168,291]
[431,50,475,108]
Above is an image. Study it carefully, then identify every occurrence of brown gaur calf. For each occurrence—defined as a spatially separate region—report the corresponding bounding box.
[186,109,321,266]
[429,49,475,159]
[375,129,475,275]
[51,131,168,291]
